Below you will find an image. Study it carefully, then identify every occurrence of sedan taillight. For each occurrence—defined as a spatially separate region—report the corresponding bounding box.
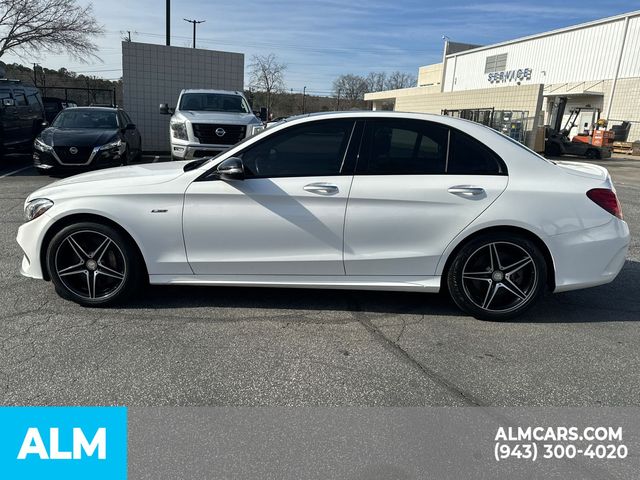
[587,188,623,219]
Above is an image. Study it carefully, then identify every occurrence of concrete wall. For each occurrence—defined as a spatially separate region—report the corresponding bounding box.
[122,42,244,152]
[418,63,443,87]
[393,84,544,148]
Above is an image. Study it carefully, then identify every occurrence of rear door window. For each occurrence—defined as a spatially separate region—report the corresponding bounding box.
[359,119,449,175]
[447,129,506,175]
[13,91,27,106]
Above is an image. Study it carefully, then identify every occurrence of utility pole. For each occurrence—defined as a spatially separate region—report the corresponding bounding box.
[336,88,341,110]
[184,18,205,48]
[166,0,171,46]
[32,63,39,86]
[302,86,307,114]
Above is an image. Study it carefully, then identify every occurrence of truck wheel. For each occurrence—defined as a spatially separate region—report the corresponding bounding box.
[545,142,561,156]
[585,149,599,159]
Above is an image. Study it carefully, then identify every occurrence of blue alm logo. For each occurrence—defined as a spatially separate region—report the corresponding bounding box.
[0,407,127,479]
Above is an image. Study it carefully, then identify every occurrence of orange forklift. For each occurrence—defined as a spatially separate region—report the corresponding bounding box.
[545,97,612,159]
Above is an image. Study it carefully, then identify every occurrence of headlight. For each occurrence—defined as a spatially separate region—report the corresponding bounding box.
[34,138,53,152]
[24,198,54,222]
[171,121,188,140]
[250,125,265,136]
[99,139,125,154]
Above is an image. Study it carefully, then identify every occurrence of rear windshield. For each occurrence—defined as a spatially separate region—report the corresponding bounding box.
[179,93,250,113]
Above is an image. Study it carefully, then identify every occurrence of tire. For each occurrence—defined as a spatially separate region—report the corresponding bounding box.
[585,149,599,160]
[121,147,130,166]
[46,222,142,307]
[545,142,561,157]
[447,233,547,321]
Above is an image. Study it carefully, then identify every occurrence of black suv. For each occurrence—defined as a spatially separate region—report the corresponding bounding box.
[0,80,45,157]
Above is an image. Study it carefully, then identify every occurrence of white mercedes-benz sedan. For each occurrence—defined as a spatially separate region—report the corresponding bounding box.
[17,112,629,320]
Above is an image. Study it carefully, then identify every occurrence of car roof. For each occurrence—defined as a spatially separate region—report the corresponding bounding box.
[63,106,121,112]
[181,89,244,95]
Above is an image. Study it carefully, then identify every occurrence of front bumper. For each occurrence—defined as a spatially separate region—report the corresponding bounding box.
[16,212,56,280]
[170,142,230,160]
[549,217,630,292]
[33,148,124,171]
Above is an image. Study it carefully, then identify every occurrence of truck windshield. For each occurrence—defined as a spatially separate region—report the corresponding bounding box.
[179,93,250,113]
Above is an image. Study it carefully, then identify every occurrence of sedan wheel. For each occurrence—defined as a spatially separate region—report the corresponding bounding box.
[47,222,141,306]
[447,233,546,320]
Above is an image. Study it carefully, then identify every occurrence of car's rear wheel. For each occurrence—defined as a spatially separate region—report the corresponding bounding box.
[447,233,546,320]
[46,222,142,306]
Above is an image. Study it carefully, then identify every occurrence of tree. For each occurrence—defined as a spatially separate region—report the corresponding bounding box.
[365,71,387,93]
[248,53,286,113]
[385,71,417,90]
[0,0,103,61]
[332,74,368,102]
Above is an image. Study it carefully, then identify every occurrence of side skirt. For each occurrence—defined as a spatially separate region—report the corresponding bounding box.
[149,274,441,292]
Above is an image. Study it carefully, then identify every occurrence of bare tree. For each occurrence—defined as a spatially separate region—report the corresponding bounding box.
[249,53,286,113]
[365,71,387,93]
[384,71,417,90]
[0,0,103,61]
[332,74,368,102]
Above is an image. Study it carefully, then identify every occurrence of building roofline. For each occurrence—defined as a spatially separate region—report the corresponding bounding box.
[446,10,640,58]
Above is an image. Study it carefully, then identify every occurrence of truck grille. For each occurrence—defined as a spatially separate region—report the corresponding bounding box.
[192,124,246,146]
[53,146,94,165]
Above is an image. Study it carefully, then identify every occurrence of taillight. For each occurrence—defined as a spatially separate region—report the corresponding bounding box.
[587,188,623,219]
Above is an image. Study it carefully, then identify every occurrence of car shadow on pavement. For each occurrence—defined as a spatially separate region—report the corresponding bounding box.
[124,260,640,323]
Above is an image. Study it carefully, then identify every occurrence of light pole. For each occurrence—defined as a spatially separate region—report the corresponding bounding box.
[184,18,206,48]
[166,0,170,46]
[302,86,307,114]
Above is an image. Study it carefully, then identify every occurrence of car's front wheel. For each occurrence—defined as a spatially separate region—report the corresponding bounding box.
[46,222,142,306]
[447,233,547,320]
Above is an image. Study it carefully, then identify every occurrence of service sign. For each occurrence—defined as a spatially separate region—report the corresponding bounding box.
[488,68,533,83]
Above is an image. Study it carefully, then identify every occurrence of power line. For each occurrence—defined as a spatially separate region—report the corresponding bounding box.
[183,19,206,48]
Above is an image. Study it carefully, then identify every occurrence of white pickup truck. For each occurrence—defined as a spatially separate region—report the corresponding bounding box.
[160,89,265,160]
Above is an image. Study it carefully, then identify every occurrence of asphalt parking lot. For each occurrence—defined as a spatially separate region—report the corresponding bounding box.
[1,153,639,407]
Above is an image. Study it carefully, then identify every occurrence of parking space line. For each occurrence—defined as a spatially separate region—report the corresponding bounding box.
[0,166,32,178]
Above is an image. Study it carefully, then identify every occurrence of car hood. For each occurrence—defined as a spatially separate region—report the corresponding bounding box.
[174,110,261,125]
[27,161,190,202]
[40,127,119,147]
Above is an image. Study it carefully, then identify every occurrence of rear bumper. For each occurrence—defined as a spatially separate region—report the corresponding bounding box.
[549,217,630,292]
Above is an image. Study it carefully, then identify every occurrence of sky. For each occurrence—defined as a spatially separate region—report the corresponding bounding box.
[3,0,638,94]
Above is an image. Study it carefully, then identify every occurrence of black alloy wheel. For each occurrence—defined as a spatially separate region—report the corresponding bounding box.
[447,233,547,320]
[47,222,142,306]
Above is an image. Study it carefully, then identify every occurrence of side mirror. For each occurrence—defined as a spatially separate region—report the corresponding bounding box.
[2,98,15,107]
[159,103,172,115]
[216,157,244,181]
[125,123,136,130]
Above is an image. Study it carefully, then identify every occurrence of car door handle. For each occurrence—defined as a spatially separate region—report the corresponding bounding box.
[303,182,339,195]
[447,185,486,197]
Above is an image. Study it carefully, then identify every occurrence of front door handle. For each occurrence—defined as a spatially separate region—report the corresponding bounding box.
[448,185,486,197]
[304,182,339,195]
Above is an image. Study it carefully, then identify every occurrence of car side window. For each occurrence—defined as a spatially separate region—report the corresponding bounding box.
[360,119,448,175]
[0,89,11,102]
[239,120,354,178]
[27,93,41,108]
[447,129,505,175]
[13,92,27,106]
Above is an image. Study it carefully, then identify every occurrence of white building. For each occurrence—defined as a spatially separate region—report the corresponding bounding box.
[365,10,640,150]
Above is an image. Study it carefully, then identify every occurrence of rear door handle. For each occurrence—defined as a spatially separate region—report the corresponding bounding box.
[304,182,339,195]
[448,185,486,197]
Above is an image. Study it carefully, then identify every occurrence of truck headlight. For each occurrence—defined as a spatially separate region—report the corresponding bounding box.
[24,198,54,222]
[250,125,265,136]
[34,137,53,152]
[171,121,188,140]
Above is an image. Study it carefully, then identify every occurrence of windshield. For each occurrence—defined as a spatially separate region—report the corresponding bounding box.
[179,93,250,113]
[52,110,118,129]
